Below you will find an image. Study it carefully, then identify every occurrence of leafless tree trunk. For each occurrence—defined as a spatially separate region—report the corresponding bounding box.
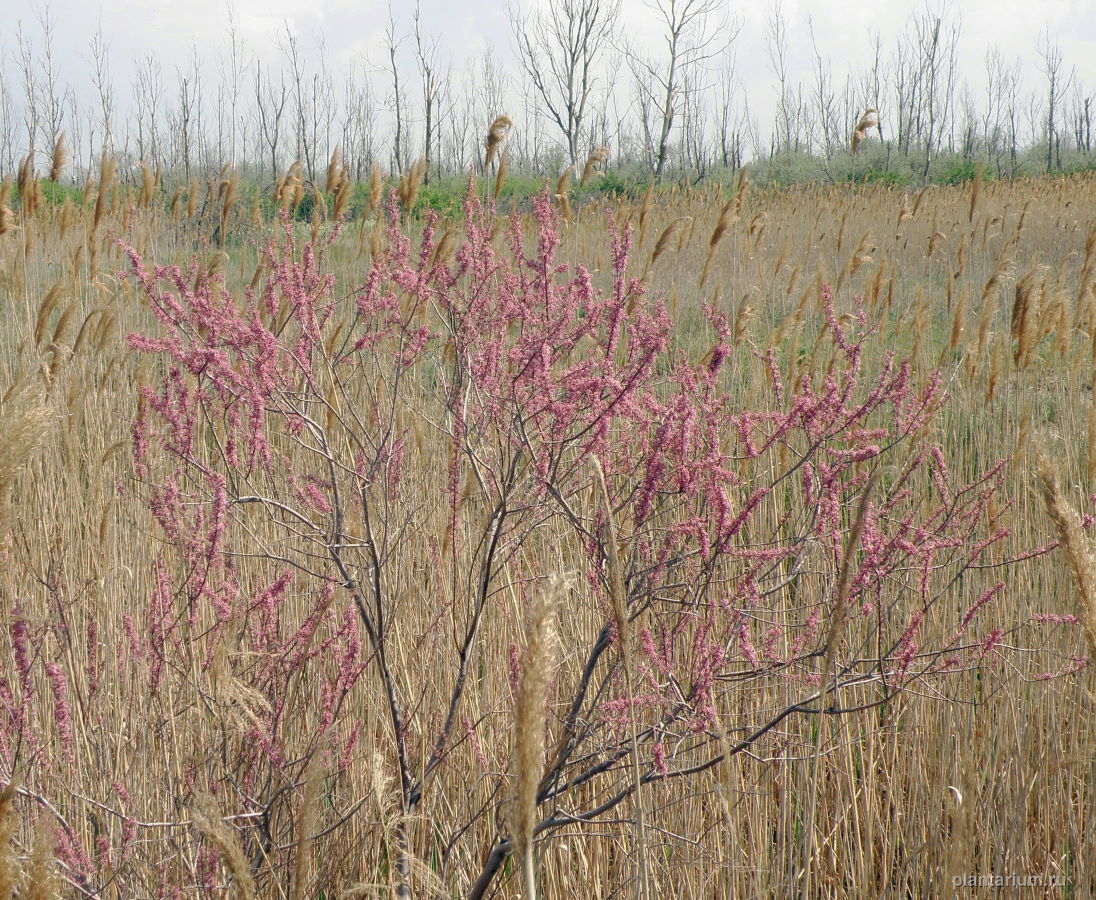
[170,54,201,182]
[310,43,336,176]
[221,9,248,167]
[90,24,115,157]
[133,55,164,171]
[254,63,288,183]
[1072,88,1093,156]
[891,10,960,177]
[15,23,41,162]
[623,0,730,178]
[767,2,797,154]
[384,9,408,175]
[982,48,1021,174]
[413,1,446,184]
[958,83,977,159]
[1038,29,1073,172]
[32,7,66,164]
[806,18,840,160]
[679,70,709,177]
[512,0,620,167]
[715,48,743,170]
[342,57,377,182]
[0,66,15,174]
[282,27,316,182]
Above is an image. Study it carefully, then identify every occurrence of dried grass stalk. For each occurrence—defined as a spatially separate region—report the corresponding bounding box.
[48,133,68,183]
[0,782,19,899]
[554,166,574,223]
[397,159,428,212]
[699,173,747,288]
[369,162,384,214]
[25,816,57,900]
[579,146,609,188]
[291,755,323,900]
[92,152,117,232]
[493,149,509,201]
[645,216,691,277]
[513,576,564,900]
[969,161,984,223]
[192,795,257,900]
[1036,451,1096,656]
[638,182,654,248]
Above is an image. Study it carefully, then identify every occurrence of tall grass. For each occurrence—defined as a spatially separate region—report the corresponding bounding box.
[0,166,1095,897]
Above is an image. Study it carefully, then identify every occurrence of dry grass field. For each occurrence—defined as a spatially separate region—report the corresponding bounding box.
[2,161,1096,898]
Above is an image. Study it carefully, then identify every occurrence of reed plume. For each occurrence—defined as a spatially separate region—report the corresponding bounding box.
[92,152,117,232]
[25,816,57,900]
[579,146,610,188]
[513,576,563,900]
[192,796,257,900]
[369,162,384,214]
[325,146,343,194]
[645,216,691,277]
[851,108,879,154]
[555,166,574,223]
[699,170,747,288]
[397,158,428,212]
[1036,450,1096,656]
[484,114,513,170]
[48,133,68,183]
[333,175,352,221]
[138,162,157,207]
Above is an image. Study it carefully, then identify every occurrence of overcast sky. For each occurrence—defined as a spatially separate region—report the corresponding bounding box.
[2,0,1094,161]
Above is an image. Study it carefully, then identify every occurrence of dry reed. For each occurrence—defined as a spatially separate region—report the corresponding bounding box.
[1036,450,1096,657]
[513,576,563,900]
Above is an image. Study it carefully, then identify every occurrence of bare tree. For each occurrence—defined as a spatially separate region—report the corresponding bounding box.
[892,9,961,176]
[1037,28,1073,172]
[1070,82,1093,157]
[767,1,800,154]
[133,55,165,170]
[310,40,337,175]
[715,47,744,170]
[169,52,201,181]
[15,22,41,161]
[282,27,317,182]
[512,0,620,166]
[34,6,65,162]
[0,65,14,174]
[806,17,841,159]
[219,8,248,167]
[90,23,114,156]
[982,47,1020,173]
[678,69,709,176]
[623,0,732,178]
[341,56,377,182]
[957,81,977,159]
[384,8,409,175]
[446,62,478,173]
[254,63,288,182]
[413,1,446,183]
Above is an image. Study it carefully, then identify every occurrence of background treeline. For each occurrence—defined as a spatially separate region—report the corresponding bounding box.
[1,0,1094,203]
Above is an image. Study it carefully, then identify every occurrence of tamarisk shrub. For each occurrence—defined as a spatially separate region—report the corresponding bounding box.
[117,186,1040,897]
